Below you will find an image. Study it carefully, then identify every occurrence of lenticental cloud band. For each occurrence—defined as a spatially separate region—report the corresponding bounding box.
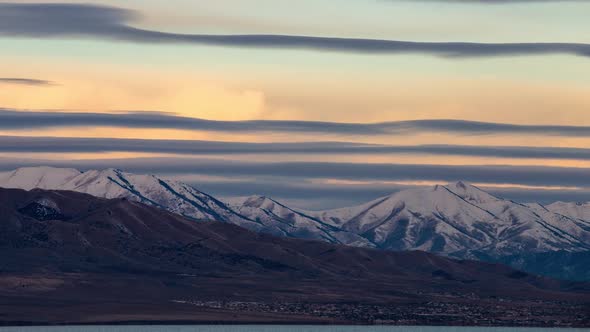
[3,135,590,161]
[1,3,590,58]
[1,157,588,205]
[2,109,590,137]
[0,157,589,188]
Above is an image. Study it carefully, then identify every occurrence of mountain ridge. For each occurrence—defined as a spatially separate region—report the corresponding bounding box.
[1,166,589,280]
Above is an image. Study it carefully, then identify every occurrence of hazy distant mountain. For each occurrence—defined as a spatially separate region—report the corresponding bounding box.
[2,166,589,280]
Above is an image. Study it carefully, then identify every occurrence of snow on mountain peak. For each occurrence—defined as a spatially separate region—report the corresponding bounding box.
[0,167,81,191]
[444,181,500,205]
[546,201,590,221]
[0,166,250,224]
[241,195,274,208]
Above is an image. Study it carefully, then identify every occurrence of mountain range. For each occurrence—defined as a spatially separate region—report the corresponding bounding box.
[1,166,589,280]
[1,186,588,326]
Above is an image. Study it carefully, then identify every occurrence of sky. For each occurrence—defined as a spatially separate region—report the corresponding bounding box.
[1,0,590,209]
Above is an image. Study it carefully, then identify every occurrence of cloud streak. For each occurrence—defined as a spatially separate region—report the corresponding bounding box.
[1,3,590,58]
[190,180,590,208]
[111,160,590,188]
[2,109,590,137]
[0,78,54,86]
[1,157,589,207]
[3,135,590,160]
[1,157,589,188]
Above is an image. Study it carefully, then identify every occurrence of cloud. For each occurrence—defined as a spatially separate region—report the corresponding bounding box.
[2,108,590,137]
[1,156,589,207]
[0,78,55,86]
[197,180,590,208]
[1,156,589,188]
[3,135,590,160]
[1,3,590,58]
[106,159,590,188]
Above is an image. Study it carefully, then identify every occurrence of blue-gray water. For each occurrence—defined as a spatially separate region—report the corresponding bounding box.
[0,327,588,332]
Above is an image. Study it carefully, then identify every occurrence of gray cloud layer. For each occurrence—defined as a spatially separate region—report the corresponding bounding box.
[0,157,588,188]
[0,157,589,206]
[1,3,590,58]
[193,180,590,208]
[2,109,590,137]
[0,78,54,86]
[111,160,590,188]
[3,135,590,161]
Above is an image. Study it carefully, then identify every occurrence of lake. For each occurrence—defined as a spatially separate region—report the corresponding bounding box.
[0,326,588,332]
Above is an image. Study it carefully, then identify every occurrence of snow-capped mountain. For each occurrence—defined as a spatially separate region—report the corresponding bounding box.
[305,181,590,258]
[0,167,363,244]
[0,166,258,227]
[2,166,589,278]
[310,183,498,254]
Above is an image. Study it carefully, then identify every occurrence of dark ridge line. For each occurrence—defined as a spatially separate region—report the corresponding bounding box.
[263,196,346,233]
[360,202,406,238]
[182,184,262,226]
[261,207,341,244]
[156,179,222,222]
[341,196,393,233]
